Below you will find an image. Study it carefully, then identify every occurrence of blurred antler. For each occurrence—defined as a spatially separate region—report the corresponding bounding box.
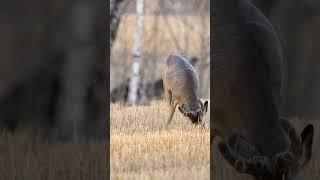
[218,119,310,178]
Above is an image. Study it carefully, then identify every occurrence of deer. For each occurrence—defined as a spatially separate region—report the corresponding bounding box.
[212,0,314,179]
[162,54,208,128]
[110,57,200,103]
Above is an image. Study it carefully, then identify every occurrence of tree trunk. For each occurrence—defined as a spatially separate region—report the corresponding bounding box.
[55,1,95,142]
[127,0,144,105]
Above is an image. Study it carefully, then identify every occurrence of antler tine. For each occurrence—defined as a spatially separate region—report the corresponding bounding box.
[280,117,301,156]
[218,141,249,173]
[218,134,273,177]
[228,134,261,158]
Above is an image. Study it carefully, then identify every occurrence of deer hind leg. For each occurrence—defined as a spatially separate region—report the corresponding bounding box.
[165,100,178,128]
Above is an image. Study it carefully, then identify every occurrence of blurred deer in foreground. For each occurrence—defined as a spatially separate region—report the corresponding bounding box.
[162,55,208,128]
[213,0,314,179]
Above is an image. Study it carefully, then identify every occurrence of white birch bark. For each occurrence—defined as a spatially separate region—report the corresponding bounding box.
[127,0,144,105]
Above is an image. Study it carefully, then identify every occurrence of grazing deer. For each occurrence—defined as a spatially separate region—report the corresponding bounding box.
[212,0,314,179]
[110,57,199,103]
[162,55,208,127]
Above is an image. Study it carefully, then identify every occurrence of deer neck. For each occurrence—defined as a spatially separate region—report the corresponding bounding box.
[185,95,200,112]
[249,123,290,157]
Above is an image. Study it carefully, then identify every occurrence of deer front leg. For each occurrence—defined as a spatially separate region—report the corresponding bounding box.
[165,101,179,128]
[201,122,206,129]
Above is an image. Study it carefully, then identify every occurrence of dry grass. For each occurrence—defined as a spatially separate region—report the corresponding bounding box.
[110,100,210,180]
[0,132,107,180]
[212,118,320,180]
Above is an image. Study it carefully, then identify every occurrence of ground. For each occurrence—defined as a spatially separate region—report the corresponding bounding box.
[0,131,107,179]
[110,100,210,180]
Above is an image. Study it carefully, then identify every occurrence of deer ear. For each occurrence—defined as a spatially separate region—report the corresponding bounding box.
[203,101,208,113]
[199,100,208,115]
[300,124,314,167]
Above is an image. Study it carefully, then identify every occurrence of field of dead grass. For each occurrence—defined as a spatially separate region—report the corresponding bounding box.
[110,100,210,180]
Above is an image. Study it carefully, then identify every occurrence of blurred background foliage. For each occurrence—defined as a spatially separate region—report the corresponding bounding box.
[0,0,106,141]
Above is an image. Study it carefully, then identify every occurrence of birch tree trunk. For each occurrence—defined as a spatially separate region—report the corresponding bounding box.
[127,0,144,105]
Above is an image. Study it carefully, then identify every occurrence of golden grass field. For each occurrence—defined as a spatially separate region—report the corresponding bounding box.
[110,100,210,180]
[110,99,320,179]
[0,132,107,179]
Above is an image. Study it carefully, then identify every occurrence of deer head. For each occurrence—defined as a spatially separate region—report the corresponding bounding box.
[218,120,314,180]
[178,99,208,124]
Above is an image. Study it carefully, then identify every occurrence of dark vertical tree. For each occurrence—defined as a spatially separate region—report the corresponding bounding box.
[0,0,107,141]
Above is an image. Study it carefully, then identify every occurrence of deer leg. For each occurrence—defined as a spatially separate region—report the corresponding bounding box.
[165,101,178,128]
[200,121,206,129]
[164,89,172,105]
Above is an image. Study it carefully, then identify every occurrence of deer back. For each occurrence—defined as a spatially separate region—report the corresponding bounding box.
[163,55,200,110]
[213,0,286,156]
